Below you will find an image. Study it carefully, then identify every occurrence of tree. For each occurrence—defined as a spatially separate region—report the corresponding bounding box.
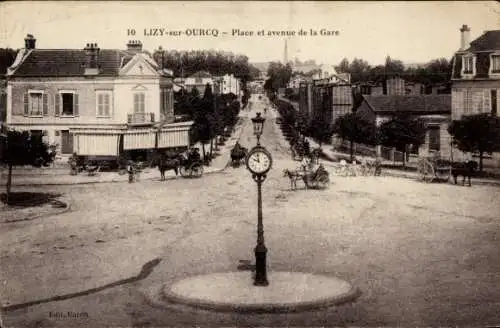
[308,115,334,148]
[333,113,377,162]
[0,48,17,75]
[1,128,55,204]
[384,56,405,76]
[335,58,350,74]
[378,115,426,166]
[296,111,310,141]
[448,113,500,172]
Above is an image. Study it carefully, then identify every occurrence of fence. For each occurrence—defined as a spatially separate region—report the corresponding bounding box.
[332,139,414,164]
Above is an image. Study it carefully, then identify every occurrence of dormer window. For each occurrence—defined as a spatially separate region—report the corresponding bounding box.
[463,56,474,74]
[461,54,476,78]
[489,54,500,75]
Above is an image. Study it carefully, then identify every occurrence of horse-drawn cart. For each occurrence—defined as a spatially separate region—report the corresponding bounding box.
[230,142,248,167]
[417,154,451,183]
[283,164,330,190]
[179,158,204,178]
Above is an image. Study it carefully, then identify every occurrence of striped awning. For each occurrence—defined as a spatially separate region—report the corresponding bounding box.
[158,129,190,148]
[123,131,156,150]
[75,134,119,156]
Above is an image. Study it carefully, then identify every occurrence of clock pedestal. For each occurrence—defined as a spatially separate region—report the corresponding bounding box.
[252,174,269,286]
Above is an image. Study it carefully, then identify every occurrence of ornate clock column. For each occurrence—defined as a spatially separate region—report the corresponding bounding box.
[246,112,272,286]
[253,172,268,286]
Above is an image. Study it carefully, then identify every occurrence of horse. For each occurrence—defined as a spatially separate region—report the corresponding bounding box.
[283,169,307,190]
[451,160,478,187]
[154,151,183,181]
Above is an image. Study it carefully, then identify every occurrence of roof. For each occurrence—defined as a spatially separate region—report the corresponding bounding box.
[465,30,500,52]
[9,49,163,77]
[189,71,212,78]
[363,95,451,114]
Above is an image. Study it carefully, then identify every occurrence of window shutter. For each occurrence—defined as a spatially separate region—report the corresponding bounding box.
[23,93,29,116]
[483,90,491,113]
[160,89,164,113]
[43,93,49,116]
[55,94,60,116]
[74,94,79,116]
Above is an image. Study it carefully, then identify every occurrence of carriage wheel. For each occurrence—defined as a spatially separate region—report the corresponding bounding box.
[422,162,434,183]
[191,163,203,178]
[316,175,330,189]
[179,165,189,177]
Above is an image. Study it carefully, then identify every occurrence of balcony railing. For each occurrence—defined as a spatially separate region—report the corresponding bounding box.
[127,112,155,124]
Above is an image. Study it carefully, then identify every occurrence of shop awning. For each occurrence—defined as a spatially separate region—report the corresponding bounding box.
[75,134,120,156]
[158,129,190,148]
[123,131,156,150]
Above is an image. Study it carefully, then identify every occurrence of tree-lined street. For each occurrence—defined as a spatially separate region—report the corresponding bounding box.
[1,95,500,327]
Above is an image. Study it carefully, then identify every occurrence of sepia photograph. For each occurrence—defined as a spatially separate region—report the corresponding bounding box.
[0,1,499,327]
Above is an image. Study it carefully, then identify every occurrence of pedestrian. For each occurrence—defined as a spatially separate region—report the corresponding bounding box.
[127,160,135,183]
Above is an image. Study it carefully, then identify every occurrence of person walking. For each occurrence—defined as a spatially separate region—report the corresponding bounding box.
[127,160,135,183]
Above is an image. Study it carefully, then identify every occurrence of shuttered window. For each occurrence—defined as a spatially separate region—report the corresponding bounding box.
[25,91,48,117]
[134,93,145,113]
[56,91,79,116]
[96,91,112,117]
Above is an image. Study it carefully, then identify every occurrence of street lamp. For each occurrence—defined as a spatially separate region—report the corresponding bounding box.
[251,112,265,146]
[246,112,273,286]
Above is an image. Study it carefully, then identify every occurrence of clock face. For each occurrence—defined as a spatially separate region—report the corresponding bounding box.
[247,150,272,174]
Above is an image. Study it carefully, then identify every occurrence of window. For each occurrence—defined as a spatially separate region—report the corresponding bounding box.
[134,93,145,113]
[62,93,74,115]
[29,92,43,116]
[492,90,497,116]
[55,91,79,116]
[96,91,112,117]
[24,91,48,117]
[462,55,474,75]
[161,88,173,115]
[490,55,500,74]
[428,126,441,151]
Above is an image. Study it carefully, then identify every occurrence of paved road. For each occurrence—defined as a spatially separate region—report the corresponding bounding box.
[1,94,500,327]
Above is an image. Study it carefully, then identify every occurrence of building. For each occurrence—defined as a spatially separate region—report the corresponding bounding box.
[356,94,452,156]
[309,79,353,124]
[183,71,214,95]
[450,25,500,164]
[5,35,191,159]
[213,74,240,96]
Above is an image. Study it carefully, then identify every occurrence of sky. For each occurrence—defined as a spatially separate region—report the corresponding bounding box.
[1,1,499,66]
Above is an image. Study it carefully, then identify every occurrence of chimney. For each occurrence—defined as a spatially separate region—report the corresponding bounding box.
[126,40,143,53]
[460,24,471,51]
[84,43,100,75]
[24,34,36,49]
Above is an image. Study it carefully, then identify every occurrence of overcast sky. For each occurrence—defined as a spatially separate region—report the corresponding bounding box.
[1,1,498,66]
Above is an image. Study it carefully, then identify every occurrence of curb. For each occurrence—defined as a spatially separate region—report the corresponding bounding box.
[160,273,361,314]
[1,197,72,224]
[6,118,249,187]
[8,167,227,187]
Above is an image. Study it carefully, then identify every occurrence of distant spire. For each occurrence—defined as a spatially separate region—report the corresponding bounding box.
[284,39,288,65]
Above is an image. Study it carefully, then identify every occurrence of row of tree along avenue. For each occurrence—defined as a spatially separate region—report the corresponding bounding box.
[271,99,500,172]
[180,84,241,163]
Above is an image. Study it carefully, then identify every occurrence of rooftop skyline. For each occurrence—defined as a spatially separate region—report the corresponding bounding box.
[1,1,499,66]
